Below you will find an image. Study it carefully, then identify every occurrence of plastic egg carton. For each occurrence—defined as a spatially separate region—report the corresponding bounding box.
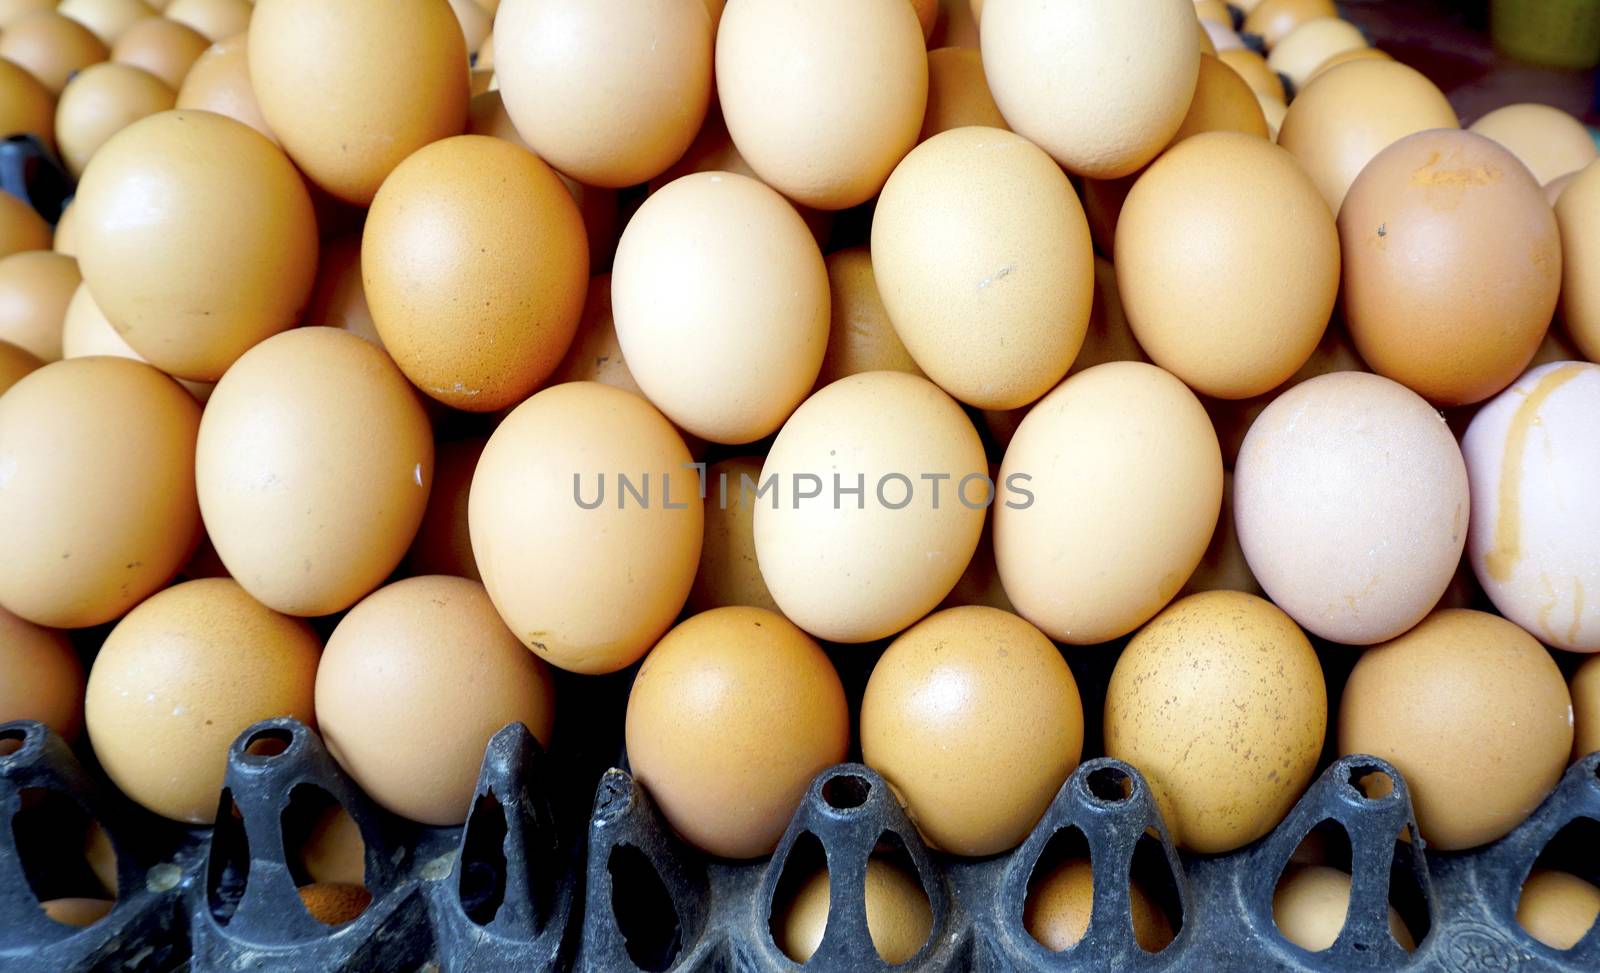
[2,715,1597,973]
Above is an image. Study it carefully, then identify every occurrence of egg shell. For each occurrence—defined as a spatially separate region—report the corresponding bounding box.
[1117,132,1337,400]
[1274,866,1415,952]
[815,247,923,389]
[920,46,1005,141]
[494,0,713,189]
[1218,48,1287,104]
[862,606,1084,856]
[0,0,55,29]
[981,0,1200,179]
[110,16,209,90]
[61,282,213,400]
[0,192,51,259]
[0,339,42,394]
[300,234,378,346]
[1554,161,1600,362]
[74,110,317,381]
[775,859,933,964]
[56,0,151,46]
[249,0,468,205]
[1169,53,1270,145]
[0,357,200,628]
[1024,859,1175,952]
[0,606,84,739]
[470,381,702,674]
[447,0,490,53]
[55,62,174,177]
[624,606,849,859]
[1182,472,1263,598]
[1267,17,1367,90]
[909,0,936,39]
[1071,256,1148,376]
[297,882,371,926]
[612,171,828,444]
[1278,59,1458,215]
[0,12,110,94]
[1339,609,1572,850]
[0,57,57,150]
[1258,93,1287,140]
[1461,362,1600,652]
[0,250,78,361]
[1339,129,1559,407]
[363,134,589,412]
[164,0,250,42]
[316,576,554,826]
[195,328,434,617]
[1243,0,1335,48]
[716,0,928,209]
[1470,104,1598,187]
[1518,870,1600,950]
[995,361,1222,645]
[940,501,1014,612]
[403,438,484,583]
[1105,590,1326,853]
[40,898,115,927]
[687,456,780,614]
[1306,44,1390,83]
[174,33,274,142]
[1546,169,1581,207]
[1576,655,1600,760]
[298,804,366,887]
[84,578,320,823]
[754,371,987,643]
[543,275,640,393]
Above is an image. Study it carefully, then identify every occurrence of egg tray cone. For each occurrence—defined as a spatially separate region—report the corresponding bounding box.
[1,717,1598,973]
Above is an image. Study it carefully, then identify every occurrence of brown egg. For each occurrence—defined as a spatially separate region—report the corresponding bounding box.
[0,606,84,738]
[1274,866,1415,951]
[55,63,174,177]
[1218,48,1287,104]
[1470,104,1597,187]
[363,135,588,412]
[1181,473,1263,598]
[1267,17,1367,89]
[74,110,316,381]
[1243,0,1335,48]
[1235,372,1467,644]
[1070,256,1148,375]
[1258,93,1287,140]
[625,606,849,858]
[164,0,249,41]
[195,328,433,617]
[474,31,493,69]
[815,247,922,388]
[496,0,712,189]
[0,250,78,361]
[862,607,1083,856]
[1339,129,1558,407]
[0,338,42,393]
[1341,609,1572,850]
[981,0,1200,179]
[0,12,110,94]
[60,282,214,401]
[403,438,484,582]
[1576,655,1600,761]
[300,234,377,345]
[687,456,780,614]
[1170,53,1270,144]
[1306,44,1389,83]
[1278,59,1458,214]
[446,0,489,54]
[716,0,927,209]
[995,362,1223,645]
[1193,0,1230,24]
[1557,162,1600,362]
[755,372,986,643]
[1518,870,1600,950]
[174,33,273,142]
[110,16,209,89]
[1105,591,1326,853]
[250,0,467,205]
[470,382,702,673]
[0,58,56,149]
[775,859,933,964]
[0,189,50,261]
[940,505,1014,613]
[0,358,200,627]
[297,882,371,926]
[920,46,1005,141]
[40,898,114,926]
[1025,860,1175,952]
[612,172,827,443]
[1546,169,1581,207]
[0,0,55,29]
[299,805,365,886]
[543,276,637,392]
[84,578,320,823]
[316,576,554,826]
[51,204,77,257]
[56,0,152,46]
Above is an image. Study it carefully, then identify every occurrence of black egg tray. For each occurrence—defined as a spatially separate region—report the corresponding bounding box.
[2,712,1597,973]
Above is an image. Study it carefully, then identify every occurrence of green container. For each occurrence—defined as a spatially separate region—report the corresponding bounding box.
[1492,0,1600,69]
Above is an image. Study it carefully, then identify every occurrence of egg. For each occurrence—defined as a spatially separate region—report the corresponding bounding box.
[163,0,250,42]
[0,339,42,394]
[495,0,713,189]
[297,883,371,926]
[1274,866,1415,952]
[0,605,84,739]
[55,63,174,177]
[774,859,933,964]
[0,57,57,150]
[1170,53,1270,145]
[612,172,827,444]
[0,12,109,94]
[363,135,588,412]
[815,247,923,388]
[920,46,1005,141]
[1307,45,1390,83]
[754,371,986,642]
[1576,655,1600,759]
[1218,48,1287,104]
[0,0,54,29]
[1243,0,1336,48]
[1555,162,1600,362]
[0,250,78,361]
[543,276,636,391]
[1547,169,1581,207]
[249,0,468,205]
[995,362,1222,645]
[0,358,200,627]
[0,191,51,260]
[1105,591,1326,853]
[1182,473,1263,598]
[862,606,1083,856]
[299,804,365,886]
[1258,93,1287,140]
[625,606,849,858]
[40,898,115,926]
[1340,609,1572,850]
[687,456,780,614]
[51,202,76,255]
[403,438,484,582]
[55,0,152,46]
[1203,20,1245,53]
[1025,860,1175,952]
[110,16,209,90]
[716,0,927,209]
[315,576,553,826]
[60,282,213,400]
[1118,132,1337,400]
[1207,321,1367,468]
[195,328,433,617]
[1193,0,1230,24]
[1462,362,1600,652]
[940,503,1014,612]
[470,381,702,673]
[74,110,316,381]
[174,33,274,142]
[84,578,320,823]
[1071,256,1148,375]
[908,0,936,39]
[300,235,378,346]
[447,0,490,53]
[1267,17,1368,90]
[1339,130,1559,407]
[1518,870,1600,950]
[982,0,1200,179]
[1468,104,1598,188]
[872,127,1093,410]
[1278,59,1458,214]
